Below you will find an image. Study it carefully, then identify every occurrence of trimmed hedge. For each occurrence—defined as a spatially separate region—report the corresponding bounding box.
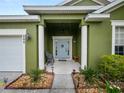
[98,55,124,81]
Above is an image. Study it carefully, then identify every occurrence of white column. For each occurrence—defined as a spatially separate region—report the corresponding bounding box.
[81,25,87,69]
[38,25,44,69]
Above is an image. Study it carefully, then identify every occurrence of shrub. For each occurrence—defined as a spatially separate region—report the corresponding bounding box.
[29,69,44,82]
[98,55,124,81]
[80,67,99,85]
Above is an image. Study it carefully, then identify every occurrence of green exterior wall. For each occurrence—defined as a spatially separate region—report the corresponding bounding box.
[0,22,39,73]
[87,20,112,68]
[87,6,124,68]
[111,5,124,20]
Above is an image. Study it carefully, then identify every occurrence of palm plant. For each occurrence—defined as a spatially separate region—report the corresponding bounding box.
[80,67,100,93]
[29,69,44,82]
[80,67,98,85]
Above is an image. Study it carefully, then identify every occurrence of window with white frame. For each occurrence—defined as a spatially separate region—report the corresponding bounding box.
[112,20,124,55]
[115,26,124,55]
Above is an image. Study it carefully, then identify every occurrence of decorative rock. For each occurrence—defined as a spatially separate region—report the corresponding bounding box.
[5,73,54,89]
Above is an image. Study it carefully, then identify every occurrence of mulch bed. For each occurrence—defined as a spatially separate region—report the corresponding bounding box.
[5,72,54,89]
[72,73,106,93]
[72,73,124,93]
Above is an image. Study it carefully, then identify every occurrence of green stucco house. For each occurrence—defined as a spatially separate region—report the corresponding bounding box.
[0,0,124,73]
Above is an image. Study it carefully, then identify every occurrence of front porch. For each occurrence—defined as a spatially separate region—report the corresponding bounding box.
[45,22,80,61]
[38,19,88,71]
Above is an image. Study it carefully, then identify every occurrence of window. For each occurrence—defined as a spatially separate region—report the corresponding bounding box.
[112,20,124,55]
[115,27,124,55]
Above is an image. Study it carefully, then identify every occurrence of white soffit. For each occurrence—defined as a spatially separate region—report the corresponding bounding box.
[85,13,110,22]
[24,6,102,14]
[93,0,124,13]
[0,15,40,22]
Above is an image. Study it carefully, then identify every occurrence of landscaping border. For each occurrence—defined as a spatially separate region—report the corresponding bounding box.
[5,72,54,89]
[71,73,79,93]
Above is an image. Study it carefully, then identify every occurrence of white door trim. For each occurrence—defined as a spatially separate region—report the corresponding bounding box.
[52,36,73,61]
[0,29,26,73]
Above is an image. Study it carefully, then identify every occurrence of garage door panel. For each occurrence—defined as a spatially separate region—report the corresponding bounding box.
[0,36,24,72]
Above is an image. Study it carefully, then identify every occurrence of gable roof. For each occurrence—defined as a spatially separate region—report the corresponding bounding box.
[85,0,124,22]
[58,0,110,6]
[71,0,100,6]
[58,0,72,6]
[93,0,110,5]
[93,0,124,13]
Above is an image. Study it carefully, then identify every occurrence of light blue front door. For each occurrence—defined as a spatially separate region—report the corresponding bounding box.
[55,40,70,60]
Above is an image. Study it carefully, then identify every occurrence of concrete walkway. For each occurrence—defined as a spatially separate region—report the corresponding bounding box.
[50,74,75,93]
[46,61,80,74]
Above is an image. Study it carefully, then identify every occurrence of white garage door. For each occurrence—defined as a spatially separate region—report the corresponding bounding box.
[0,36,24,72]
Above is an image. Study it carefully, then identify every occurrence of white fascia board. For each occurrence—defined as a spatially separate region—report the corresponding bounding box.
[85,13,110,22]
[24,6,102,14]
[93,0,124,13]
[0,15,40,22]
[24,6,102,10]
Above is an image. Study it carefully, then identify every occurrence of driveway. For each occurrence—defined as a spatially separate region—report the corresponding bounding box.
[0,72,22,84]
